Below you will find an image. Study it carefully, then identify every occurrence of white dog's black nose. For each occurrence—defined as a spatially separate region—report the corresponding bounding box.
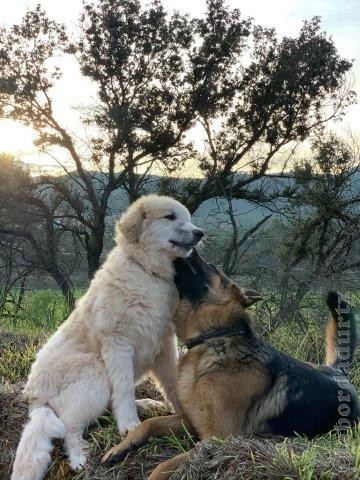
[193,229,204,242]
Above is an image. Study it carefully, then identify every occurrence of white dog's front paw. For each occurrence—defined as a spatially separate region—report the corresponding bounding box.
[69,452,87,471]
[117,417,141,437]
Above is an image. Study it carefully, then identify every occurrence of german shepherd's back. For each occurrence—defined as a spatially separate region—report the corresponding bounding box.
[252,291,359,436]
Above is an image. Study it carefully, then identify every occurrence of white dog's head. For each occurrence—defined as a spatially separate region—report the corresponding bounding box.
[116,195,203,258]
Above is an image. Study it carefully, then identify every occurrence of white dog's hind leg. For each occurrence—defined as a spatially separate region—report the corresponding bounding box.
[54,368,110,471]
[101,338,140,436]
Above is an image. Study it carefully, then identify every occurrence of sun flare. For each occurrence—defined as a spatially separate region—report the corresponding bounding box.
[0,120,36,156]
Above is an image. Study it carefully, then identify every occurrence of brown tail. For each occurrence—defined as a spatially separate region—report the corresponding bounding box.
[325,290,357,374]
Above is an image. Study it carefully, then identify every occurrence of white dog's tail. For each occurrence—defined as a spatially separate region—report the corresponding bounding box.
[11,406,65,480]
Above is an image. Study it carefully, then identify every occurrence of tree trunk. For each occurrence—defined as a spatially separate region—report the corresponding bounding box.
[275,279,309,330]
[86,239,103,279]
[49,266,75,310]
[86,220,105,279]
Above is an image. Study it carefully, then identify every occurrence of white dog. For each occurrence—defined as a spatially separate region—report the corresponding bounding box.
[11,195,203,480]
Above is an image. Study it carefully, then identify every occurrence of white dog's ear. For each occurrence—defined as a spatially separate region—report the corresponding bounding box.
[116,202,146,243]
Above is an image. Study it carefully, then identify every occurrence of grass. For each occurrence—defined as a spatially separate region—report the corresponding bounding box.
[0,341,38,383]
[1,288,360,479]
[172,431,360,479]
[0,289,70,384]
[1,289,70,336]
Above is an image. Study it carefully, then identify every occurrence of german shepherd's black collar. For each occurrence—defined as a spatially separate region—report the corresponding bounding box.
[185,322,248,350]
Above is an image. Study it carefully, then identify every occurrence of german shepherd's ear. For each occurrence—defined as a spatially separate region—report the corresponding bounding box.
[231,284,264,308]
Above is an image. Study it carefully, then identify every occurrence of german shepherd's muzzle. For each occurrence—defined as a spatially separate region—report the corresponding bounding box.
[103,250,359,479]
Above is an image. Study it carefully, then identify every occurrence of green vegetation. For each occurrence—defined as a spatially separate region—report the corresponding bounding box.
[0,341,38,384]
[1,289,71,335]
[0,289,76,384]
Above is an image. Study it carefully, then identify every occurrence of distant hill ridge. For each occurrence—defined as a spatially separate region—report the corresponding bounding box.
[58,171,294,226]
[58,169,360,228]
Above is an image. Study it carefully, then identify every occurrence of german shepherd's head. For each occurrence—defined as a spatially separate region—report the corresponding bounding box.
[173,250,263,342]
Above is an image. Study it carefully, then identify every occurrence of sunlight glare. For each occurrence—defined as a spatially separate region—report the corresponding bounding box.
[0,120,36,156]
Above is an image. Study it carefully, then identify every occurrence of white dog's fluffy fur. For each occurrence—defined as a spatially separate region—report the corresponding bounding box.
[11,195,202,480]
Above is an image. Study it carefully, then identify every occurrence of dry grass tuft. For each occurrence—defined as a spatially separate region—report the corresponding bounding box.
[0,383,28,480]
[171,435,359,480]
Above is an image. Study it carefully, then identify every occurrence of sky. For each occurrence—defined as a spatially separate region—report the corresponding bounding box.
[0,0,359,171]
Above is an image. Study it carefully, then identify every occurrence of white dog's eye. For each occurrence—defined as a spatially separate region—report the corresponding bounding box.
[164,214,176,220]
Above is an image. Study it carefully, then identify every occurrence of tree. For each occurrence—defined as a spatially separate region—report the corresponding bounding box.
[0,234,32,323]
[160,10,354,214]
[198,190,272,276]
[272,134,360,326]
[0,1,195,277]
[0,155,77,307]
[0,0,355,279]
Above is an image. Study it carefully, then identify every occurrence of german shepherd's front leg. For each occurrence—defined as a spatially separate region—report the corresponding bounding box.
[148,449,195,480]
[101,413,192,465]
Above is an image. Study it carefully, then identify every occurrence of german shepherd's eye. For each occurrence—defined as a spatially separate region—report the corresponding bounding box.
[164,214,176,220]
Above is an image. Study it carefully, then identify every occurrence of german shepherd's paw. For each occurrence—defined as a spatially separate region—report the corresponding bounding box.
[101,437,141,465]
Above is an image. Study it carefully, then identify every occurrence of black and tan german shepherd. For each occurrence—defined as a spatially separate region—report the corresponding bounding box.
[103,250,359,479]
